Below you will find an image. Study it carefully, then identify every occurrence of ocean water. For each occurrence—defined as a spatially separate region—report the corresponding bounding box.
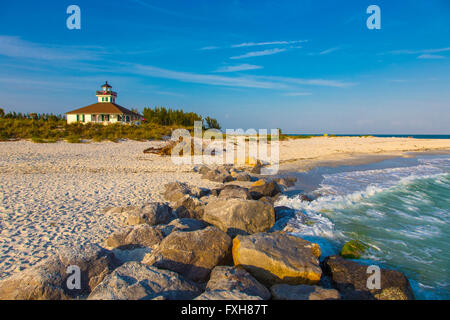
[276,154,450,300]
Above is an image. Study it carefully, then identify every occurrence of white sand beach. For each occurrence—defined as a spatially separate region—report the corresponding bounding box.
[0,137,449,280]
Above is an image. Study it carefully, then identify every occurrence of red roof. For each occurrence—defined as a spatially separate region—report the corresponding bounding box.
[65,102,141,117]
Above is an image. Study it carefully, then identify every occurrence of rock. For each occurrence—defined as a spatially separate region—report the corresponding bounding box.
[173,194,205,219]
[274,206,296,220]
[218,185,252,200]
[202,169,235,183]
[143,226,232,282]
[0,244,115,299]
[270,284,340,300]
[206,266,271,300]
[322,255,414,300]
[232,232,322,286]
[163,182,209,202]
[250,160,263,174]
[340,240,369,259]
[249,180,282,200]
[258,196,274,204]
[111,247,151,265]
[251,179,267,187]
[202,198,275,237]
[124,203,175,226]
[87,262,201,300]
[104,224,164,250]
[300,194,314,202]
[231,171,252,181]
[273,176,297,188]
[197,165,211,175]
[163,182,191,202]
[158,218,208,237]
[195,290,263,300]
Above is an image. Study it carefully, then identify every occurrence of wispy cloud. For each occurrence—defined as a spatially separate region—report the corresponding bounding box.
[128,63,355,90]
[130,64,289,89]
[215,64,263,73]
[257,75,356,88]
[200,46,220,51]
[230,48,286,60]
[0,35,101,61]
[417,54,445,59]
[319,47,340,55]
[389,47,450,55]
[284,92,312,96]
[231,40,307,48]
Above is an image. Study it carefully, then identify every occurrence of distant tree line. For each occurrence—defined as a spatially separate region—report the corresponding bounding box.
[0,109,64,121]
[142,106,221,129]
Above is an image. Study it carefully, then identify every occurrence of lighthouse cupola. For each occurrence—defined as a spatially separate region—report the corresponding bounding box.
[96,81,117,103]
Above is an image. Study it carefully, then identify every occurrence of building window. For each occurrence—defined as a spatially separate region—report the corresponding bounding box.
[82,114,85,122]
[92,115,96,122]
[76,114,79,122]
[106,115,110,121]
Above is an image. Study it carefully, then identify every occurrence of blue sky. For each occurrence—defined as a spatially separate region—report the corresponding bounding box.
[0,0,449,134]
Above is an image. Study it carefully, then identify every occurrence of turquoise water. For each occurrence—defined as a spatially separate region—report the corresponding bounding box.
[276,155,450,300]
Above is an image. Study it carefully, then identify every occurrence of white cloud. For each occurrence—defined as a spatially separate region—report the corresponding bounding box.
[284,92,312,96]
[319,47,340,55]
[389,47,450,55]
[232,40,307,48]
[230,48,286,60]
[200,46,220,50]
[417,54,445,59]
[258,75,356,88]
[215,64,263,72]
[129,64,355,89]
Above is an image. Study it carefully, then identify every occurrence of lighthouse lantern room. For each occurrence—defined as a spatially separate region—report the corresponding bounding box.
[96,81,117,103]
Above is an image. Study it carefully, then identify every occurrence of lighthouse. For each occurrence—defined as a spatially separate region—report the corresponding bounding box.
[65,82,142,125]
[96,81,117,103]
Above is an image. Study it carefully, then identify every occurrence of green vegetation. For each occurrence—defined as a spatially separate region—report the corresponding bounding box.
[0,108,222,143]
[340,240,369,259]
[142,106,220,129]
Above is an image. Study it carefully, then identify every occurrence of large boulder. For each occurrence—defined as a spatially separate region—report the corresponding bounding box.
[201,168,235,183]
[322,255,415,300]
[232,232,322,286]
[206,266,270,300]
[231,171,252,182]
[202,198,275,237]
[163,182,209,202]
[124,203,175,226]
[249,180,282,200]
[173,194,205,220]
[158,218,208,237]
[143,226,232,282]
[250,160,263,174]
[0,244,115,300]
[195,290,263,300]
[104,224,164,250]
[270,284,340,300]
[87,262,201,300]
[273,177,297,188]
[218,185,252,200]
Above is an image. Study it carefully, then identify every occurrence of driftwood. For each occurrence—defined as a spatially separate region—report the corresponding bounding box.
[143,141,176,155]
[143,140,202,156]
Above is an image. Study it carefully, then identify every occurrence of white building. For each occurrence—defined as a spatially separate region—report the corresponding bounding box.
[65,82,142,125]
